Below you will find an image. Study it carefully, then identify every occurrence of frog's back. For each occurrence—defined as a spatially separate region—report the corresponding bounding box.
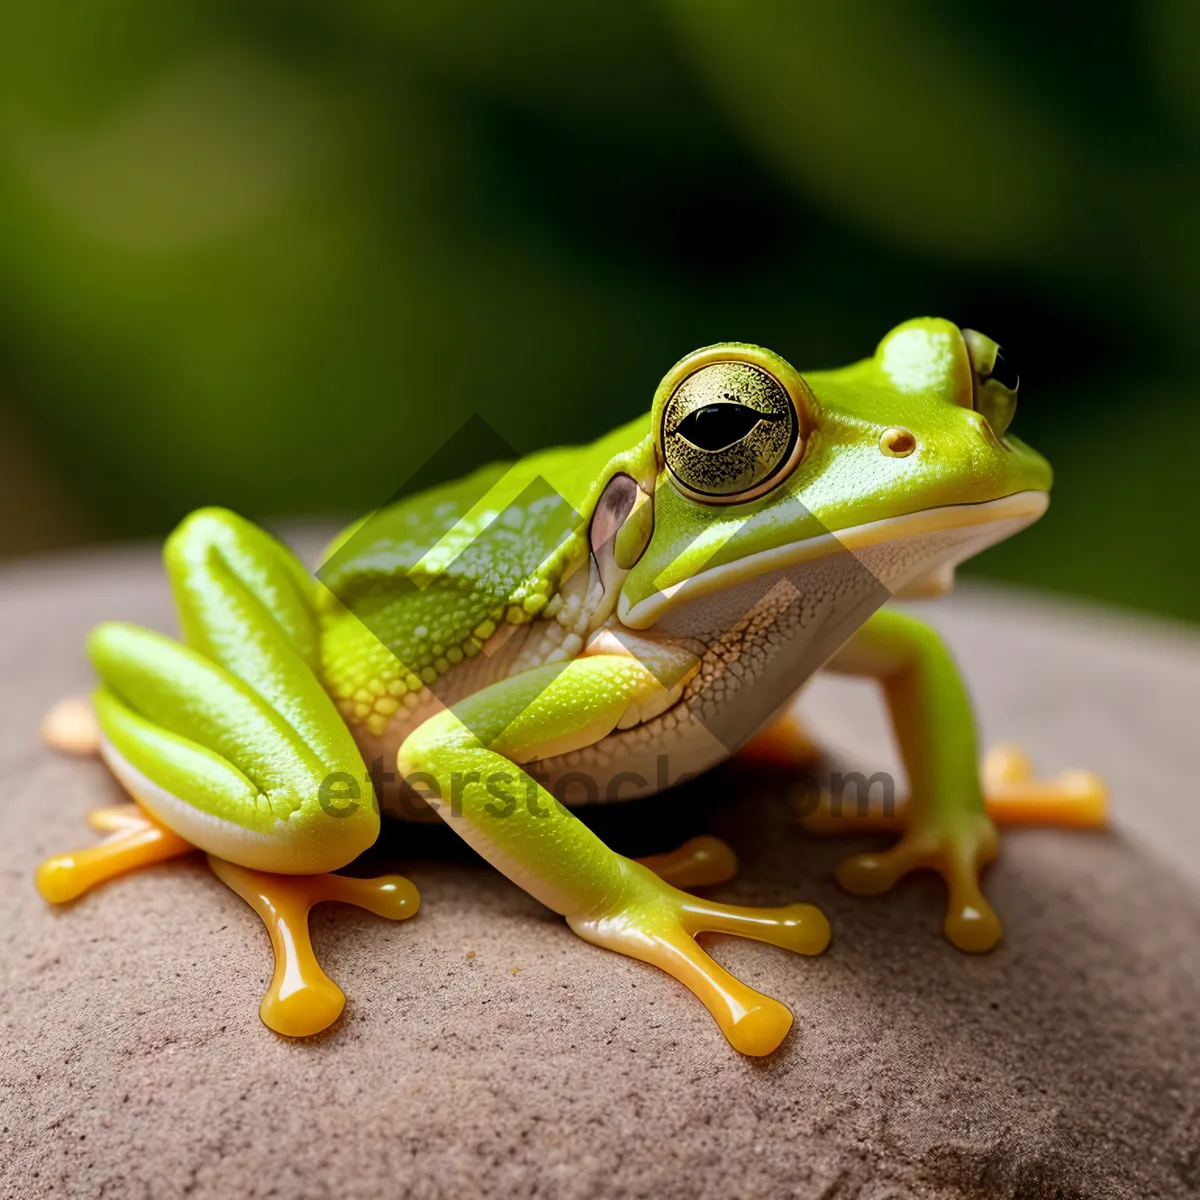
[315,417,653,742]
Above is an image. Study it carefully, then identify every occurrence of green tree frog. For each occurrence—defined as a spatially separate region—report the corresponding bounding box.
[37,318,1105,1056]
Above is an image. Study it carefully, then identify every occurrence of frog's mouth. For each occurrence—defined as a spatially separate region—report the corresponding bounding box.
[617,489,1048,630]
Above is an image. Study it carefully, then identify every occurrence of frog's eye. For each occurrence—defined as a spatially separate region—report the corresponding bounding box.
[962,328,1018,439]
[661,359,807,503]
[674,401,784,453]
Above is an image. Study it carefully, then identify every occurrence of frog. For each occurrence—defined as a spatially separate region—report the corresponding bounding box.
[37,318,1106,1056]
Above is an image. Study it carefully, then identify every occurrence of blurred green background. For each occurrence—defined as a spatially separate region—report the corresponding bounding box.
[1,0,1197,621]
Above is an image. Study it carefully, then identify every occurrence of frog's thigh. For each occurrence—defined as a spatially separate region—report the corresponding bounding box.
[42,509,379,892]
[102,510,376,871]
[823,609,1003,952]
[163,507,329,730]
[86,623,378,875]
[399,657,830,1057]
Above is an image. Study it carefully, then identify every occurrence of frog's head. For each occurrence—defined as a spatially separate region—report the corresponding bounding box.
[615,317,1050,629]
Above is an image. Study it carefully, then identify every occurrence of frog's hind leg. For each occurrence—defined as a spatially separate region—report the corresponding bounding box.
[40,508,380,886]
[38,510,410,1036]
[38,692,196,901]
[81,508,380,876]
[400,654,831,1057]
[39,801,419,1037]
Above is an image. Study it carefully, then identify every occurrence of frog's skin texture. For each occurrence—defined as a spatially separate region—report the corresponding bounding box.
[38,318,1107,1056]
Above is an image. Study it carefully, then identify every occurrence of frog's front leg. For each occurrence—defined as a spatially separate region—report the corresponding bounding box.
[822,609,1005,953]
[399,654,830,1057]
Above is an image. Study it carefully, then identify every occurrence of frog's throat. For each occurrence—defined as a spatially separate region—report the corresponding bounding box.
[618,490,1048,630]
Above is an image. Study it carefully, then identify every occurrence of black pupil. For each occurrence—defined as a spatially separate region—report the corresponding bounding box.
[989,348,1019,390]
[674,402,775,452]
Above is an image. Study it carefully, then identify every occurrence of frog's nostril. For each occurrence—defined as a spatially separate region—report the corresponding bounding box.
[879,427,916,457]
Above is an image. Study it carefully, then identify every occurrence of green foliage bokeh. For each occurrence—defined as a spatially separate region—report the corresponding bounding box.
[1,0,1197,620]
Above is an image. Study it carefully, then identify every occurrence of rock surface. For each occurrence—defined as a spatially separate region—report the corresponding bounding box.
[1,539,1198,1199]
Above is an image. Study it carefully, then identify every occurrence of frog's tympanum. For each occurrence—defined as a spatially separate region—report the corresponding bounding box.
[38,319,1106,1055]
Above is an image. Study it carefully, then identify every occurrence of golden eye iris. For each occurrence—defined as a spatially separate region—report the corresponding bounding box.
[662,362,799,501]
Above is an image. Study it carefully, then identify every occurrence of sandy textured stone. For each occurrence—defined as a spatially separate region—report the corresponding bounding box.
[1,538,1198,1200]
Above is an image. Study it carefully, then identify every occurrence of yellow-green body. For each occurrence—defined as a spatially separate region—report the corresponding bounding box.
[84,318,1050,1054]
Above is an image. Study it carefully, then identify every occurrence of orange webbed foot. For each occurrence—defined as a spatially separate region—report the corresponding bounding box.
[40,696,101,757]
[834,815,1002,953]
[37,804,193,904]
[208,857,420,1038]
[571,862,830,1057]
[980,744,1107,827]
[799,746,1108,836]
